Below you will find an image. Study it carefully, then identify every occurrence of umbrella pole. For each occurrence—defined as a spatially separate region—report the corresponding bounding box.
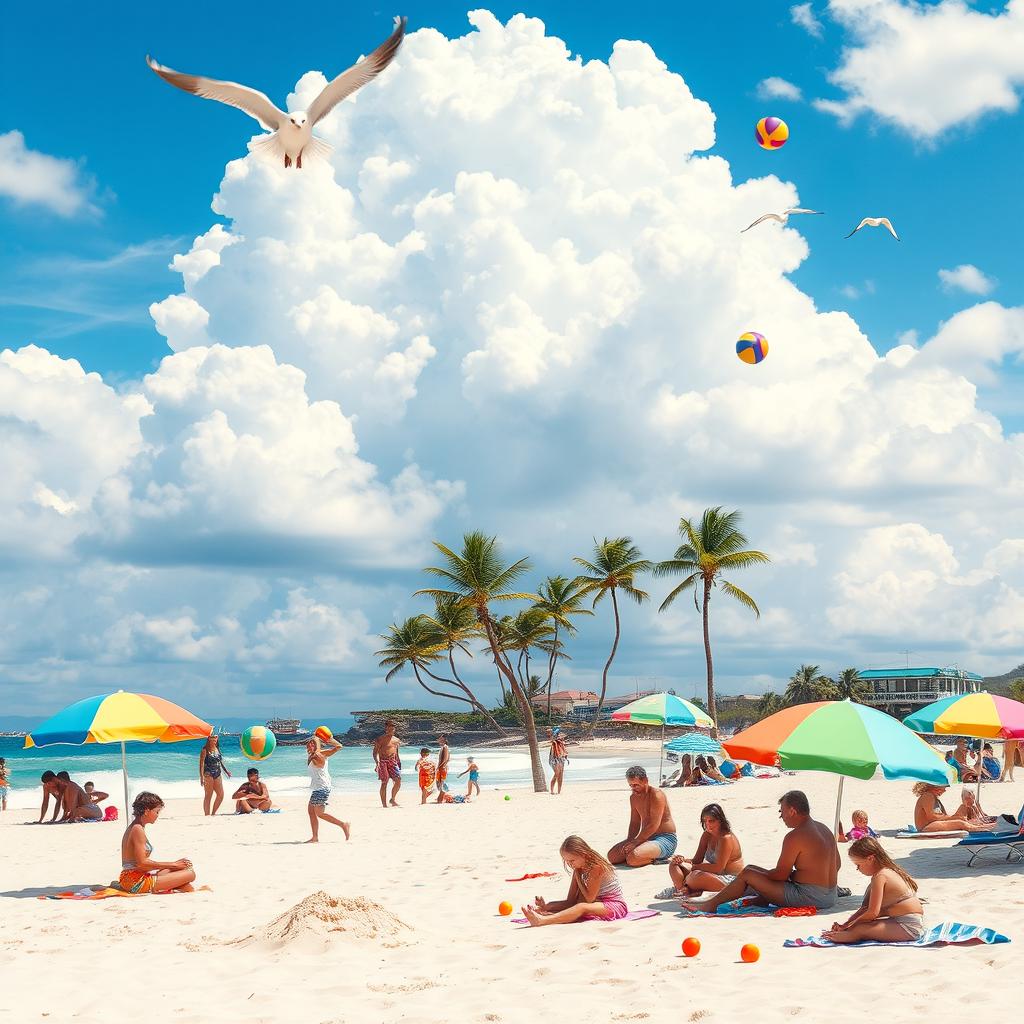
[833,776,845,838]
[121,740,130,821]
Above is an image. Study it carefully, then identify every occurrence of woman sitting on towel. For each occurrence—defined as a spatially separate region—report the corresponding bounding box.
[119,792,196,894]
[663,803,744,898]
[912,783,990,833]
[822,837,924,943]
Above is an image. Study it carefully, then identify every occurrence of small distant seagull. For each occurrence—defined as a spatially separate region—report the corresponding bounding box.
[146,16,406,168]
[741,208,823,233]
[845,216,900,241]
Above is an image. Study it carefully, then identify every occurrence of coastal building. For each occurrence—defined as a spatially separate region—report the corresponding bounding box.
[858,666,982,717]
[567,689,668,722]
[529,690,599,716]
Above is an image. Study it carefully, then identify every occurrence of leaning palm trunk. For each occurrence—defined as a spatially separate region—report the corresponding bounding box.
[544,622,560,722]
[480,607,546,792]
[585,587,621,738]
[702,579,718,737]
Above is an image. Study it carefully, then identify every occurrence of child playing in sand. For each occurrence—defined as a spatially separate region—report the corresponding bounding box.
[458,756,480,798]
[0,757,8,811]
[822,837,924,943]
[522,835,628,926]
[838,809,877,843]
[416,748,436,804]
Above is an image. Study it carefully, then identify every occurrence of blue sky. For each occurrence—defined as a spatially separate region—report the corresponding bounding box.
[1,1,1023,718]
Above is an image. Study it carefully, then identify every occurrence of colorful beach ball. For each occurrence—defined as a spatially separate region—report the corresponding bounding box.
[736,332,769,364]
[240,725,277,761]
[755,116,789,150]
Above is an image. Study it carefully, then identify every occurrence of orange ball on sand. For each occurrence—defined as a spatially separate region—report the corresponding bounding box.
[740,943,760,963]
[682,937,701,957]
[498,901,514,916]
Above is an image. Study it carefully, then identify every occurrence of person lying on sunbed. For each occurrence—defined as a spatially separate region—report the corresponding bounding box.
[912,783,989,833]
[822,837,924,943]
[661,802,744,897]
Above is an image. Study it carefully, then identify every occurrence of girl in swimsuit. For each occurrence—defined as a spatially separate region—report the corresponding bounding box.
[522,834,628,926]
[199,734,232,816]
[664,802,744,898]
[119,791,196,894]
[822,837,924,943]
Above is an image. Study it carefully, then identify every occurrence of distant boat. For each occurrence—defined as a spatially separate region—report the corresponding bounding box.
[267,717,313,745]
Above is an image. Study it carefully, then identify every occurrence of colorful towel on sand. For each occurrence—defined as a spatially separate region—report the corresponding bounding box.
[784,922,1010,948]
[512,909,659,924]
[505,872,560,882]
[38,885,210,900]
[235,808,282,814]
[679,897,817,918]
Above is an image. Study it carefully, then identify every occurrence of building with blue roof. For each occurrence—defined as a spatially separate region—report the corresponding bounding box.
[858,666,982,716]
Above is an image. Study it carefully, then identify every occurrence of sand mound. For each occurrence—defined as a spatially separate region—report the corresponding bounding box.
[237,891,412,951]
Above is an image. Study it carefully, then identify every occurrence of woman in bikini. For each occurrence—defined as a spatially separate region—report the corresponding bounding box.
[912,782,990,833]
[522,835,627,926]
[822,837,924,943]
[199,734,232,816]
[119,792,196,894]
[662,802,744,898]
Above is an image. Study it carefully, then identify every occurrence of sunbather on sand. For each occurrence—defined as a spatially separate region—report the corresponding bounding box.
[822,837,924,943]
[522,835,628,926]
[661,802,744,897]
[119,792,195,893]
[954,788,996,827]
[912,783,990,832]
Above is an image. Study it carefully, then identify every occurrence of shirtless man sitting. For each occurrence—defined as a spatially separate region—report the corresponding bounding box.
[373,719,402,808]
[232,768,273,813]
[680,790,839,912]
[607,766,678,867]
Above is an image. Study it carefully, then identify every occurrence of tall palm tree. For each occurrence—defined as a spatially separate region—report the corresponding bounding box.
[757,692,785,720]
[835,667,866,703]
[496,608,558,698]
[654,508,770,735]
[534,575,593,720]
[416,531,546,792]
[785,664,839,705]
[376,616,470,706]
[573,538,651,736]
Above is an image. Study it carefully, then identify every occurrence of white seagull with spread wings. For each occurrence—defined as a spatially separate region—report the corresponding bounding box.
[741,208,823,233]
[146,16,406,168]
[845,216,900,241]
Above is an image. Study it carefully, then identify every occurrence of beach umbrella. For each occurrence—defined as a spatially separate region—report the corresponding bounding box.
[612,693,714,783]
[904,691,1024,800]
[723,700,954,834]
[25,691,213,818]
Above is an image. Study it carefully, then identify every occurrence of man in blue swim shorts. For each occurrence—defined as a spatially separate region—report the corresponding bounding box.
[607,766,679,867]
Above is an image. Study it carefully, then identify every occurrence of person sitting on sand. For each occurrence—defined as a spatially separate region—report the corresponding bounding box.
[954,787,996,827]
[822,837,924,943]
[703,756,731,784]
[415,748,436,804]
[458,756,481,798]
[838,809,877,843]
[83,782,109,807]
[665,754,693,788]
[948,739,979,783]
[372,718,402,809]
[232,768,273,813]
[979,744,1001,782]
[306,734,350,843]
[0,757,9,812]
[119,791,196,893]
[662,802,744,898]
[522,835,628,926]
[608,766,678,867]
[42,772,102,822]
[912,782,990,833]
[680,790,840,912]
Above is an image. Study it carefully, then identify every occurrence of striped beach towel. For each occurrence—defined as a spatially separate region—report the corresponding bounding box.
[784,922,1010,948]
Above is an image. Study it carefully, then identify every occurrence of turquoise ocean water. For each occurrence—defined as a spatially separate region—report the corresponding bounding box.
[0,735,634,811]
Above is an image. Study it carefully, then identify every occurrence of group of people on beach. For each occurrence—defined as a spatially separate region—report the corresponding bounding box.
[523,765,928,944]
[35,769,108,822]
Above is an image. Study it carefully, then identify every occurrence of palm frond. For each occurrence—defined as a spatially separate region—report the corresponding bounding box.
[720,580,761,617]
[657,572,700,612]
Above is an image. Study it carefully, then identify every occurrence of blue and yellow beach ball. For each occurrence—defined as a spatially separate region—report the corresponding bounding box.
[755,116,789,150]
[240,725,277,761]
[736,332,769,364]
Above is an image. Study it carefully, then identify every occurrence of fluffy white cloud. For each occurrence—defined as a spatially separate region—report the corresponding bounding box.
[938,263,997,296]
[792,2,825,37]
[757,77,803,101]
[0,131,97,216]
[815,0,1024,139]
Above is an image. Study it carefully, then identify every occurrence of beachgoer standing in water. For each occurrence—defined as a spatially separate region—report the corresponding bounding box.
[119,791,196,893]
[435,734,451,803]
[372,718,402,808]
[306,734,350,843]
[458,756,481,798]
[199,735,232,816]
[0,757,9,811]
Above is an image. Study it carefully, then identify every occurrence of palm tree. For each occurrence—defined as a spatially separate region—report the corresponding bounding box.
[496,608,558,695]
[785,664,839,705]
[416,532,547,792]
[654,508,770,735]
[534,575,593,720]
[757,692,785,720]
[375,616,464,705]
[835,667,866,703]
[573,538,651,736]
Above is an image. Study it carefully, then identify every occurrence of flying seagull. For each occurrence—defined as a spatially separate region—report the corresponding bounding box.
[845,216,900,241]
[146,16,407,169]
[741,208,823,233]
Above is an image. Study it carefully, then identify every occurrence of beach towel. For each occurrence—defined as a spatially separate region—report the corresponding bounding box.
[678,897,817,918]
[505,872,560,882]
[784,922,1010,949]
[512,909,658,925]
[38,885,209,900]
[895,827,967,839]
[235,808,282,814]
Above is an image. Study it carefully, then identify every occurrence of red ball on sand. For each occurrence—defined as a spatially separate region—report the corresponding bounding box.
[740,943,760,963]
[498,901,514,916]
[682,937,701,957]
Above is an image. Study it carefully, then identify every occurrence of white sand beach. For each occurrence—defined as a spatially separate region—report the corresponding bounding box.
[1,757,1019,1024]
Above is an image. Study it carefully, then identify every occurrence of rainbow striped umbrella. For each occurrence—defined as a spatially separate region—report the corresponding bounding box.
[25,691,213,816]
[903,692,1024,739]
[612,693,714,782]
